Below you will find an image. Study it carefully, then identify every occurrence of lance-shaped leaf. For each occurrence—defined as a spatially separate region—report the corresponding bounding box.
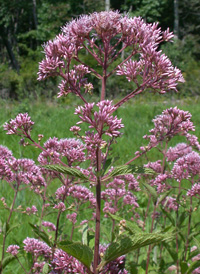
[2,255,16,268]
[44,165,89,181]
[102,164,155,181]
[108,213,142,235]
[59,240,93,271]
[98,233,173,271]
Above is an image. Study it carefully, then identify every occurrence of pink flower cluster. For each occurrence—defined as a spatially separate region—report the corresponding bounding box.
[68,185,95,205]
[190,246,200,274]
[42,221,56,231]
[38,11,181,98]
[172,151,200,180]
[102,178,139,215]
[6,245,20,256]
[66,212,77,224]
[4,113,34,136]
[166,143,192,162]
[75,100,124,139]
[25,205,38,215]
[117,53,184,94]
[187,183,200,197]
[51,248,86,274]
[38,137,85,166]
[144,160,162,173]
[23,237,51,258]
[150,173,170,193]
[0,146,46,189]
[53,202,66,211]
[143,107,195,148]
[186,133,200,151]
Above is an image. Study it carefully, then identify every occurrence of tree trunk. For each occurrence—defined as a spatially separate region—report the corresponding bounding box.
[174,0,179,38]
[32,0,38,29]
[0,26,20,73]
[105,0,110,11]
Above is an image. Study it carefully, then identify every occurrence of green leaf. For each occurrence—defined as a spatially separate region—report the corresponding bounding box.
[186,260,200,274]
[2,255,16,268]
[42,263,50,274]
[108,213,142,235]
[82,223,89,246]
[98,233,173,271]
[44,165,89,181]
[180,261,188,274]
[141,182,158,204]
[103,158,112,175]
[59,240,93,270]
[88,233,95,249]
[103,164,155,181]
[29,223,52,247]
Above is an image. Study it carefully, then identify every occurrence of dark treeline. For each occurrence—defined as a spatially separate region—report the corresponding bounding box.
[0,0,199,99]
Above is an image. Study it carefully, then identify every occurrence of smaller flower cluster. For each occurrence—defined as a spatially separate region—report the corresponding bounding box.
[75,100,124,138]
[51,248,86,274]
[42,221,56,231]
[38,137,85,166]
[142,107,195,151]
[4,113,34,136]
[0,147,46,190]
[166,143,192,162]
[68,185,96,207]
[172,151,200,180]
[187,183,200,197]
[6,245,20,256]
[23,237,51,258]
[102,178,139,216]
[66,212,77,224]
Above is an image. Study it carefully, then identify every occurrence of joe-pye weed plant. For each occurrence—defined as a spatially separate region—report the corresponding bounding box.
[1,11,200,274]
